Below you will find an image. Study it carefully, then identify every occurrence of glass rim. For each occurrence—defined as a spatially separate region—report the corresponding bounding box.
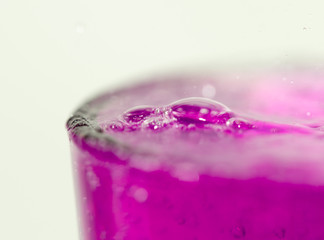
[65,75,186,163]
[66,64,324,164]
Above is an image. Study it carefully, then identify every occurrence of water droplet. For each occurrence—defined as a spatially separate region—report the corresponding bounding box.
[123,106,154,123]
[170,97,233,126]
[75,23,86,34]
[202,84,216,98]
[232,225,246,238]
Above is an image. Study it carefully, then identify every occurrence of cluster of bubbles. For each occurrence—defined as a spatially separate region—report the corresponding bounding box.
[108,97,255,133]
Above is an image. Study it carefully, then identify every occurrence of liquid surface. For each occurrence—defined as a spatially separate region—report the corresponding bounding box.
[96,73,324,185]
[68,71,324,240]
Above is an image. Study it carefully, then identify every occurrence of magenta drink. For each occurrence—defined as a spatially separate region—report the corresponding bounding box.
[67,70,324,240]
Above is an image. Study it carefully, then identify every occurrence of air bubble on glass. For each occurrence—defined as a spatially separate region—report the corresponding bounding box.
[132,187,148,203]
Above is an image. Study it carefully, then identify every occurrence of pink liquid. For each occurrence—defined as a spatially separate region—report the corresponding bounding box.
[67,71,324,240]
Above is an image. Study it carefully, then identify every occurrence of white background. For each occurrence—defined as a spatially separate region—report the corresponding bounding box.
[1,1,324,239]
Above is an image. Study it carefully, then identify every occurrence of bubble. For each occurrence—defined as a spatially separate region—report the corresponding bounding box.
[170,97,233,126]
[143,118,163,131]
[231,225,246,238]
[151,124,159,130]
[199,108,209,114]
[133,187,148,203]
[123,106,154,123]
[109,121,125,132]
[226,117,254,131]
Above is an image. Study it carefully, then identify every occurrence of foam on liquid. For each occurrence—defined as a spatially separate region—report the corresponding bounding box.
[101,93,324,185]
[72,72,324,240]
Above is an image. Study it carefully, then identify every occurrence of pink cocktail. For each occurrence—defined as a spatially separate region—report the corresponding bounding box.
[67,71,324,240]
